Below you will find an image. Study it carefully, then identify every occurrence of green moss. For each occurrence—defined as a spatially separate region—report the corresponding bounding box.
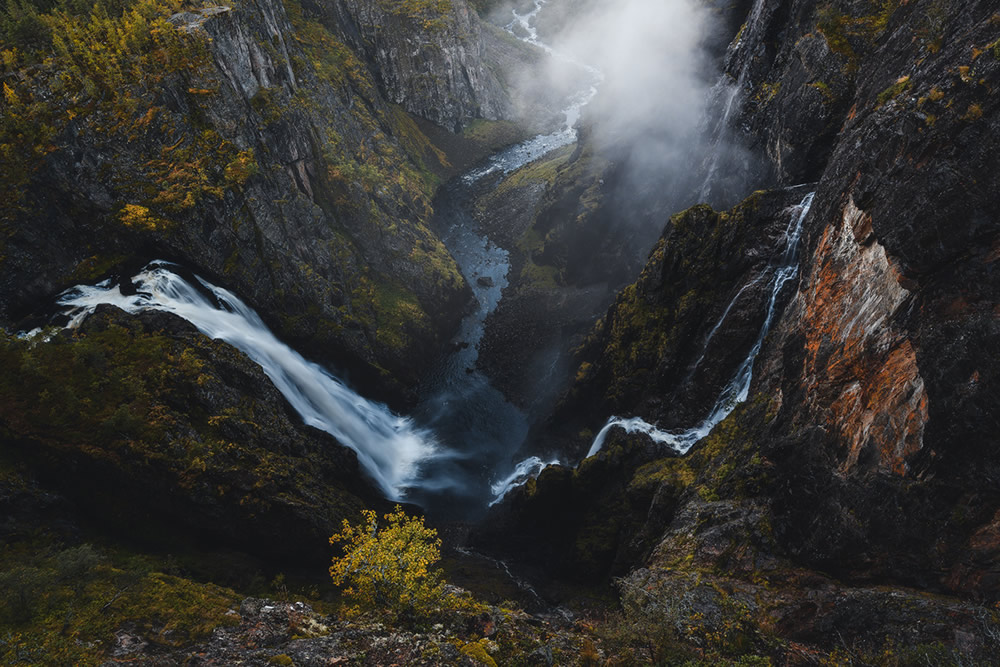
[386,104,449,196]
[460,639,498,666]
[66,254,127,282]
[0,539,240,666]
[808,80,836,102]
[371,278,431,353]
[285,0,374,95]
[515,226,563,289]
[629,457,696,495]
[595,200,763,405]
[876,75,912,107]
[816,1,900,73]
[377,0,453,32]
[460,118,520,145]
[0,311,367,547]
[409,236,463,290]
[962,102,984,121]
[251,86,285,124]
[520,258,561,288]
[816,6,860,71]
[755,81,781,105]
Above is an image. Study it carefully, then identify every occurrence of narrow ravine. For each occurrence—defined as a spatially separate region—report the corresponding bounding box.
[406,0,601,516]
[48,0,603,519]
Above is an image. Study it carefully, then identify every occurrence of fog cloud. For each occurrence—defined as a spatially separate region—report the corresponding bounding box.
[508,0,754,227]
[552,0,712,154]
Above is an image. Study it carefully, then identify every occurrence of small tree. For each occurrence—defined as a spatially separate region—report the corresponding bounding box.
[329,506,446,619]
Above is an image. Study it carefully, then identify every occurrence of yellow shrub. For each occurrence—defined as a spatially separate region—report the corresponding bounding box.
[329,506,446,619]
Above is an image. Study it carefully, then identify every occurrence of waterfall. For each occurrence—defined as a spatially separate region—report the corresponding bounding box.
[57,262,436,500]
[688,272,765,376]
[697,0,768,203]
[588,191,815,458]
[488,455,560,507]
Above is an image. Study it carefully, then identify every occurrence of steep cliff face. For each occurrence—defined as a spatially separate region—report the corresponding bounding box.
[740,0,1000,591]
[524,0,1000,594]
[319,0,530,131]
[480,0,1000,657]
[545,186,814,443]
[0,0,531,403]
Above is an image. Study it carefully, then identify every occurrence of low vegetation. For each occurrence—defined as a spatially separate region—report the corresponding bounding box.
[0,537,242,665]
[329,506,451,621]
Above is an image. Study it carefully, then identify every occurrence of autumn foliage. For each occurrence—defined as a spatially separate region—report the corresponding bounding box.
[329,506,447,619]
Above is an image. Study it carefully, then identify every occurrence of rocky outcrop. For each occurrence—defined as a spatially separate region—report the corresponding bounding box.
[467,141,622,412]
[103,595,599,665]
[323,0,534,131]
[503,0,1000,586]
[780,195,927,476]
[482,4,1000,659]
[0,0,538,405]
[733,0,1000,593]
[0,306,383,566]
[541,186,814,448]
[473,186,816,579]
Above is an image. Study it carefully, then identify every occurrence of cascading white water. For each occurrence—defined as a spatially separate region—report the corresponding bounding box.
[588,191,815,458]
[488,455,561,507]
[453,0,602,507]
[57,262,436,500]
[697,0,768,202]
[688,272,765,376]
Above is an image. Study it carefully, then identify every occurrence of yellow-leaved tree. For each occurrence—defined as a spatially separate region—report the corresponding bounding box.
[329,506,446,619]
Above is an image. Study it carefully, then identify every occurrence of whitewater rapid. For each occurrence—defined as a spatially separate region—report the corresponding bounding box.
[588,190,815,457]
[488,456,561,507]
[58,263,436,500]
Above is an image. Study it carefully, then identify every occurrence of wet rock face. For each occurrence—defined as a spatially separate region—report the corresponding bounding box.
[0,306,383,566]
[0,0,523,405]
[494,0,1000,617]
[719,0,852,188]
[546,186,813,452]
[329,0,528,131]
[747,0,1000,591]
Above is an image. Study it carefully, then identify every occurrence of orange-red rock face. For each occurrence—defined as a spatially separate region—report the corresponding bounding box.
[797,196,927,476]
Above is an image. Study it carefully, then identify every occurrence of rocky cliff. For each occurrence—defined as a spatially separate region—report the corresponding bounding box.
[320,0,531,131]
[1,306,384,566]
[0,0,533,404]
[3,0,1000,662]
[478,0,1000,659]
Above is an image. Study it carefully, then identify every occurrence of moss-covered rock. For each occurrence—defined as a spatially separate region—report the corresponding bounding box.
[0,0,538,407]
[0,306,383,565]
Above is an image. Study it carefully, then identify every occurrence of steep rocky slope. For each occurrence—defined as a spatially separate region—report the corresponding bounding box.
[479,0,1000,659]
[1,306,385,565]
[3,0,1000,662]
[0,1,556,662]
[0,0,534,403]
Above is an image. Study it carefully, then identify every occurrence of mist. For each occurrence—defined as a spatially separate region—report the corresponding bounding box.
[509,0,756,235]
[553,0,712,157]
